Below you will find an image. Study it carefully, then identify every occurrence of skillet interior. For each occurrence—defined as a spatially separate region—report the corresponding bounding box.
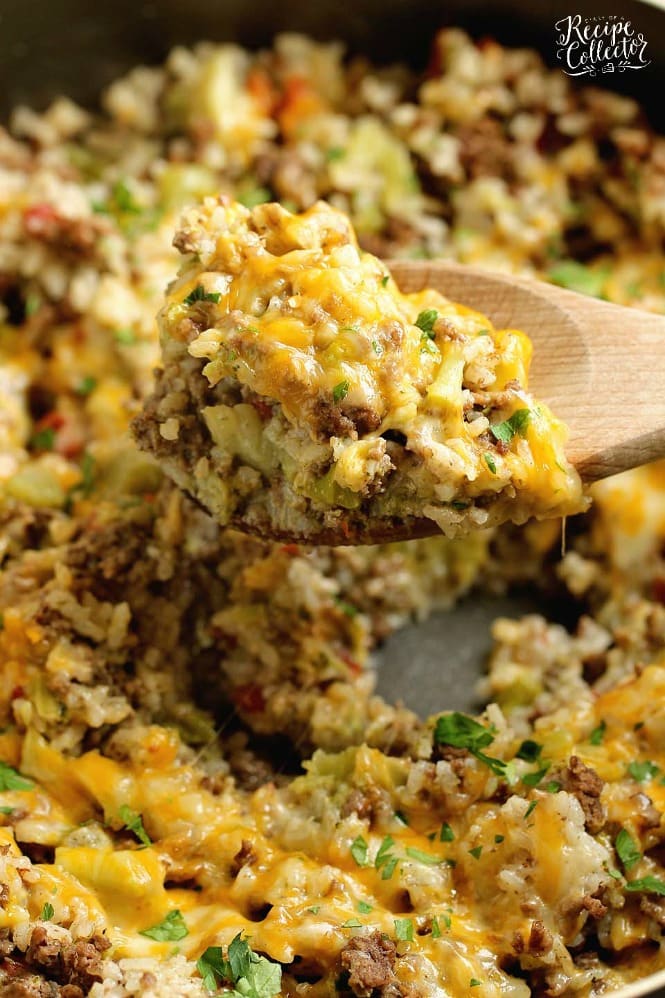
[1,1,665,994]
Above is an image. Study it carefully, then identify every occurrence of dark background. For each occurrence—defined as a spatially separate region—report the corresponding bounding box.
[0,0,663,122]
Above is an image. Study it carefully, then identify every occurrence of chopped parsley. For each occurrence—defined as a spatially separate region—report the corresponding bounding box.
[545,780,561,793]
[197,933,282,997]
[394,918,414,942]
[25,293,41,318]
[0,806,14,815]
[522,764,551,788]
[332,380,350,403]
[394,810,409,826]
[494,834,505,844]
[357,901,373,914]
[414,309,438,338]
[516,740,542,763]
[589,720,606,746]
[0,761,33,792]
[625,877,665,896]
[431,916,442,939]
[616,828,642,871]
[342,918,362,928]
[114,327,137,346]
[375,835,397,878]
[627,760,660,782]
[405,847,443,866]
[381,275,390,287]
[434,712,507,778]
[469,846,483,860]
[237,186,271,209]
[75,375,97,396]
[183,285,222,306]
[326,146,346,162]
[524,800,538,820]
[439,822,454,842]
[484,453,496,474]
[29,427,56,452]
[350,835,369,867]
[548,260,608,299]
[40,902,54,921]
[118,804,151,847]
[470,979,482,988]
[334,597,358,619]
[490,408,531,445]
[140,909,188,941]
[434,712,494,752]
[111,179,142,215]
[307,905,320,914]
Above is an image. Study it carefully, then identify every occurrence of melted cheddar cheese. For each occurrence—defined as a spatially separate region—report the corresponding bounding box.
[137,199,585,542]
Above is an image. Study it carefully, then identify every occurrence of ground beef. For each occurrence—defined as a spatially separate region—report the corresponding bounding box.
[513,920,553,957]
[340,931,397,997]
[340,785,393,826]
[230,839,257,877]
[308,398,382,441]
[24,928,109,993]
[457,119,515,180]
[558,756,606,834]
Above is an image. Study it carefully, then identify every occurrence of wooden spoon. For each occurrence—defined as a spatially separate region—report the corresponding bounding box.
[230,260,665,546]
[388,259,665,482]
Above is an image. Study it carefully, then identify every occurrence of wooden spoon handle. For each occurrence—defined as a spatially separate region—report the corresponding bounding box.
[388,260,665,482]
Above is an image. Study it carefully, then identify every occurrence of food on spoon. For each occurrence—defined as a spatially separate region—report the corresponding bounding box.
[134,198,586,542]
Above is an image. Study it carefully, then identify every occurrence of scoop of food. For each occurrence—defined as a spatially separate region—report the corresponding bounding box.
[133,198,586,544]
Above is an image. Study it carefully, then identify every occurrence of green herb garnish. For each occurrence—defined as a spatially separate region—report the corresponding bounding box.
[522,764,550,788]
[516,740,542,763]
[548,260,608,298]
[30,427,56,452]
[118,804,151,847]
[183,285,222,306]
[439,822,454,842]
[237,187,271,209]
[524,800,538,820]
[75,375,97,396]
[628,760,660,782]
[431,916,441,938]
[491,408,531,444]
[332,380,350,403]
[140,909,188,941]
[589,720,606,746]
[0,762,33,792]
[394,918,414,942]
[114,327,137,346]
[405,847,443,866]
[625,876,665,896]
[415,309,438,338]
[616,828,642,871]
[40,902,54,921]
[197,933,282,997]
[434,712,507,778]
[469,846,483,860]
[357,901,373,914]
[342,918,362,928]
[350,835,369,867]
[484,453,496,474]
